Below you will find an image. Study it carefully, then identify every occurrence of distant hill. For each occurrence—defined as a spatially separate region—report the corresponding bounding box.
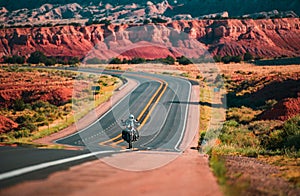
[1,0,300,16]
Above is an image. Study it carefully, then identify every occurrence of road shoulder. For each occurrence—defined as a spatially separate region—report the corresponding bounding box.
[34,78,138,148]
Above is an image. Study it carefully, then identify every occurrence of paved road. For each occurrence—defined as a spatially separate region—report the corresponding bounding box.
[0,69,192,187]
[56,69,191,152]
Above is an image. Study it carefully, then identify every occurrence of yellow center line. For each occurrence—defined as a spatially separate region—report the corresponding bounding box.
[99,77,167,147]
[139,82,168,128]
[111,82,168,147]
[99,81,163,146]
[137,82,163,121]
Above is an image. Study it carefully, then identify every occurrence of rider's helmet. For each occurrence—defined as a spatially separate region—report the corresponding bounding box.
[129,114,134,120]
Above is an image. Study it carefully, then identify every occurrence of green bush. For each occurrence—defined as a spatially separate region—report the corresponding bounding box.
[282,115,300,150]
[213,55,222,62]
[232,55,242,63]
[13,129,31,138]
[224,120,239,127]
[162,55,175,65]
[3,55,25,64]
[12,99,26,111]
[260,115,300,153]
[262,129,284,150]
[109,58,122,64]
[32,101,49,111]
[27,51,47,64]
[243,52,253,61]
[226,106,258,124]
[24,122,37,132]
[221,56,232,64]
[209,155,226,185]
[177,56,192,65]
[129,57,146,64]
[15,115,31,124]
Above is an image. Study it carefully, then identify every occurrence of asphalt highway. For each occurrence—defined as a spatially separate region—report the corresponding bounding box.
[0,68,193,187]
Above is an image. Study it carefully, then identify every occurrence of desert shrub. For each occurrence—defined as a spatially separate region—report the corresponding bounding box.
[109,58,122,64]
[27,51,47,64]
[260,99,278,110]
[231,55,242,63]
[221,126,260,148]
[143,19,150,24]
[128,57,146,64]
[34,113,46,122]
[24,122,37,132]
[68,57,80,65]
[248,120,273,135]
[12,99,26,111]
[204,129,221,142]
[180,72,190,78]
[177,56,192,65]
[243,52,253,61]
[15,115,31,124]
[213,55,222,62]
[3,55,25,64]
[199,131,206,145]
[209,155,226,185]
[282,115,300,150]
[261,115,300,152]
[162,55,175,65]
[224,120,239,127]
[221,56,232,64]
[32,101,49,111]
[13,129,31,138]
[261,129,285,150]
[226,106,258,124]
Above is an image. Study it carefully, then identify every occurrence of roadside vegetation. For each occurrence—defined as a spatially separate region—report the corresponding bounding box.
[3,51,80,66]
[0,66,121,147]
[200,64,300,195]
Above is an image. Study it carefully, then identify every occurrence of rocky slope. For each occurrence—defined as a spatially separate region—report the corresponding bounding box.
[260,97,300,121]
[0,115,18,133]
[1,18,300,60]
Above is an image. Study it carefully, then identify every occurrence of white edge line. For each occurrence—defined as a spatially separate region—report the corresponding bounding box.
[0,150,127,181]
[174,78,192,151]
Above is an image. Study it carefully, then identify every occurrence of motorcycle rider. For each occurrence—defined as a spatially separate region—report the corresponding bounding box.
[122,114,140,142]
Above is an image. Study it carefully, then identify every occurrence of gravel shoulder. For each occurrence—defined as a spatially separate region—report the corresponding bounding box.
[223,155,300,196]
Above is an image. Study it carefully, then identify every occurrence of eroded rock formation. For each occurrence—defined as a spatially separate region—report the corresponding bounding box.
[1,18,300,60]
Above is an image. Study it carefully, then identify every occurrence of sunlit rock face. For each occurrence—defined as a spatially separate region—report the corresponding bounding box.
[1,18,300,59]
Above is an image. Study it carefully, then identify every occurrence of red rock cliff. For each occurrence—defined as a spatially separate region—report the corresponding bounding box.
[1,18,300,60]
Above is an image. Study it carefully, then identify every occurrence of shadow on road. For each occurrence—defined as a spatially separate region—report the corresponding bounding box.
[167,101,224,108]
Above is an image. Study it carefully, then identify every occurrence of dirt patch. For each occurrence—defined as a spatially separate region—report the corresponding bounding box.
[223,155,300,196]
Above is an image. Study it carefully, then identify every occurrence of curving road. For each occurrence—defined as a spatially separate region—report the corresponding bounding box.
[56,69,191,152]
[0,68,193,187]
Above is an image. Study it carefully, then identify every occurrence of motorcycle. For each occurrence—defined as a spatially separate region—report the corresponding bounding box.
[121,119,140,149]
